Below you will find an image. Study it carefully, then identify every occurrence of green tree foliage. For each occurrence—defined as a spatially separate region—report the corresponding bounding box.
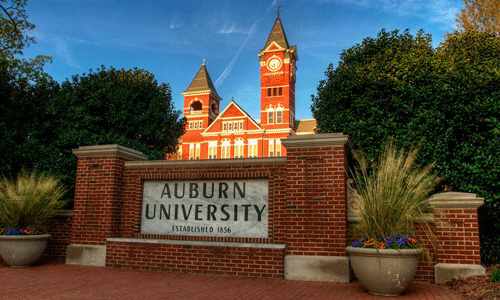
[0,0,34,56]
[51,66,185,198]
[1,65,186,204]
[55,66,185,159]
[456,0,500,35]
[0,0,51,81]
[312,29,500,265]
[0,57,69,195]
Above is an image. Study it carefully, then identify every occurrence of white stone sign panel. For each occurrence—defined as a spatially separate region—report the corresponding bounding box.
[141,179,269,238]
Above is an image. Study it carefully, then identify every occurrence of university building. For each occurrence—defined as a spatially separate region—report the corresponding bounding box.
[175,14,316,160]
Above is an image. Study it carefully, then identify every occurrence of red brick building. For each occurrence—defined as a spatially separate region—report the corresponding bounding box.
[176,15,316,160]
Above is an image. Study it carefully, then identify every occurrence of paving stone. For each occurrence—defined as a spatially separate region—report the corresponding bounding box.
[0,264,464,300]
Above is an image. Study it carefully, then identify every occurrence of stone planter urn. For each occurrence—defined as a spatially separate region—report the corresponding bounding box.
[0,234,51,267]
[346,246,422,296]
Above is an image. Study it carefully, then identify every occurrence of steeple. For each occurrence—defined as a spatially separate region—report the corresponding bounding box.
[263,16,289,50]
[182,61,221,99]
[258,6,298,132]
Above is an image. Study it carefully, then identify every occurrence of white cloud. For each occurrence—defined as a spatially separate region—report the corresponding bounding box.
[379,0,461,28]
[215,19,259,87]
[215,0,277,86]
[266,0,279,13]
[316,0,461,28]
[218,23,247,34]
[429,0,460,29]
[33,30,82,69]
[314,0,370,6]
[52,35,82,69]
[169,21,181,29]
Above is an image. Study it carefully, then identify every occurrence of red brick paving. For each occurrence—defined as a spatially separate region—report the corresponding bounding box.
[0,264,464,300]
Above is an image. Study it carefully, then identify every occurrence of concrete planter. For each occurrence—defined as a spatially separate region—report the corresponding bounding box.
[0,234,51,267]
[346,246,422,296]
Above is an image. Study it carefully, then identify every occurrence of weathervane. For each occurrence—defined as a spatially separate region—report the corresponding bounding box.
[275,2,282,18]
[203,58,206,65]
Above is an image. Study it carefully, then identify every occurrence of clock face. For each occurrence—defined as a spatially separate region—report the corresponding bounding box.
[267,58,282,71]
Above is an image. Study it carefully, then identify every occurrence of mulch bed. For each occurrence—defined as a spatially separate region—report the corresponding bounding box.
[443,265,500,300]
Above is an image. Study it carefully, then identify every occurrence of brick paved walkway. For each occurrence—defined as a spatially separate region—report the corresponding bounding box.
[0,264,464,300]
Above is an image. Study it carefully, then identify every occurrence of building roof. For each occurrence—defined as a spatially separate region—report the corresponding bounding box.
[183,62,221,99]
[203,99,263,135]
[295,119,317,135]
[264,17,289,50]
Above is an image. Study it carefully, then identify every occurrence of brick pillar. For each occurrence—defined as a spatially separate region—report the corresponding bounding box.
[67,144,147,266]
[430,192,486,283]
[281,133,350,283]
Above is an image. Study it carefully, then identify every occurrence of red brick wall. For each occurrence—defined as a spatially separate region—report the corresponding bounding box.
[414,224,437,282]
[285,146,347,257]
[106,159,287,276]
[71,155,128,245]
[107,241,284,278]
[66,141,483,283]
[68,138,350,279]
[43,214,73,262]
[435,209,482,265]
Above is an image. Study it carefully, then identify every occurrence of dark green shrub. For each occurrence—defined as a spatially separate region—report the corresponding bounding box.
[312,29,500,265]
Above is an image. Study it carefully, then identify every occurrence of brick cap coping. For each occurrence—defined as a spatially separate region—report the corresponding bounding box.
[348,213,434,223]
[72,144,148,161]
[106,238,286,249]
[429,192,484,210]
[281,132,348,148]
[53,210,73,217]
[126,157,287,168]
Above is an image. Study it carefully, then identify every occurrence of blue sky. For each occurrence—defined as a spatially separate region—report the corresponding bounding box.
[22,0,463,120]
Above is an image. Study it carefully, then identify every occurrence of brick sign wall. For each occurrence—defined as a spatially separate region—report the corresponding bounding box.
[67,134,350,280]
[64,133,485,283]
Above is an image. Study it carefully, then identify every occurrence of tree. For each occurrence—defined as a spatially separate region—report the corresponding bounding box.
[54,66,185,170]
[1,65,186,205]
[456,0,500,35]
[0,56,63,182]
[0,0,51,81]
[0,0,34,56]
[312,29,500,265]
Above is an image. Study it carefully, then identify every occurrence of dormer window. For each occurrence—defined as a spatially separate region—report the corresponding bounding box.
[190,101,202,114]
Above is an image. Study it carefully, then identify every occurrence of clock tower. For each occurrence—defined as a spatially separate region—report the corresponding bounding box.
[258,9,298,133]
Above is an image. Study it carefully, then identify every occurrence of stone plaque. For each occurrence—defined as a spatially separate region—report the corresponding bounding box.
[141,179,269,238]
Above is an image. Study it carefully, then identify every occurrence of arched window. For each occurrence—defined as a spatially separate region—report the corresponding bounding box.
[234,139,244,158]
[267,107,274,124]
[190,101,202,114]
[276,106,283,123]
[221,139,231,159]
[276,139,282,156]
[195,143,200,159]
[189,144,194,160]
[208,141,217,159]
[248,139,258,158]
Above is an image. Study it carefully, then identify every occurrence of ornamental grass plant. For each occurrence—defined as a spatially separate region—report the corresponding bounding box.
[0,172,67,234]
[350,141,442,248]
